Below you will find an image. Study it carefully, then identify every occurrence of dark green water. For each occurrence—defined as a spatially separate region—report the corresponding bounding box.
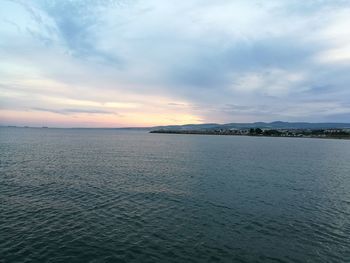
[1,127,349,262]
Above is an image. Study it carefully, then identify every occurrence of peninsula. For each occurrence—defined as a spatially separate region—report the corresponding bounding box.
[150,121,350,139]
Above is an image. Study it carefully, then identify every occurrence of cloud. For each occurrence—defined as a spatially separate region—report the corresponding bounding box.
[1,0,350,126]
[31,107,117,115]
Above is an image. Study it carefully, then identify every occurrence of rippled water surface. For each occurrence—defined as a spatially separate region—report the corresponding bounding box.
[1,127,350,262]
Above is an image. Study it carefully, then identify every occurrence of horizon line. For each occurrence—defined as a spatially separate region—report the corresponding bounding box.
[2,120,350,129]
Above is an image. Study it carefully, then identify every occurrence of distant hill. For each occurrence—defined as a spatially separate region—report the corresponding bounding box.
[151,123,220,131]
[151,121,350,131]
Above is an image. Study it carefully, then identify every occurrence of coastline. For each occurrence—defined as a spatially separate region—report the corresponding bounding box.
[149,130,350,140]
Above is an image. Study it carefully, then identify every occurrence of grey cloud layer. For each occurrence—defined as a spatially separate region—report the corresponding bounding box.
[1,0,350,123]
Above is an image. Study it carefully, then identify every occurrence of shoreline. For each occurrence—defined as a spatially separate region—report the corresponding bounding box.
[149,130,350,140]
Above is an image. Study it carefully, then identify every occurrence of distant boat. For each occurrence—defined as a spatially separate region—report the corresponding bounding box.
[42,126,49,128]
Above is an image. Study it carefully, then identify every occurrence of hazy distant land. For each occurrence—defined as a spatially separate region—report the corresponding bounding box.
[150,121,350,139]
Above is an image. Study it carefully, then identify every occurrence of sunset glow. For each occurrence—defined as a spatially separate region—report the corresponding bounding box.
[1,1,350,127]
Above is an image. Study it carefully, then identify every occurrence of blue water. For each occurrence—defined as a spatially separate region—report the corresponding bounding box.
[1,127,350,262]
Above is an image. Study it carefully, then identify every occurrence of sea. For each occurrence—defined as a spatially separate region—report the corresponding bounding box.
[1,127,349,262]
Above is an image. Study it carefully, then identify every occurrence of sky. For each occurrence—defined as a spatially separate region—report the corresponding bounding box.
[1,0,350,127]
